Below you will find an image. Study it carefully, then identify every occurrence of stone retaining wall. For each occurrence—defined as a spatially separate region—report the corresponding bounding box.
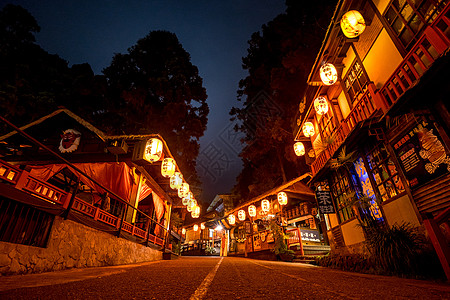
[0,216,162,275]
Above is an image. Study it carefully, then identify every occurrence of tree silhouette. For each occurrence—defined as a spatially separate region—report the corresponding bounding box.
[102,30,209,185]
[231,1,336,201]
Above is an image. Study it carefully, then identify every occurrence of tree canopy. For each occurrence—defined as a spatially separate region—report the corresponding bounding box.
[101,30,209,185]
[230,0,336,201]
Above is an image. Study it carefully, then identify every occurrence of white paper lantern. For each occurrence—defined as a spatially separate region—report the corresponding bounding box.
[294,142,305,156]
[248,205,256,217]
[320,63,338,85]
[144,138,163,162]
[261,199,270,212]
[302,122,315,137]
[277,192,288,206]
[314,96,329,115]
[178,182,189,198]
[228,214,236,225]
[238,209,246,221]
[341,10,366,38]
[170,172,183,189]
[161,158,176,178]
[200,223,205,230]
[193,224,198,231]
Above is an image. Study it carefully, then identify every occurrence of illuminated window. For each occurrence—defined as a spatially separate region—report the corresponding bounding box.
[329,168,359,223]
[366,142,406,201]
[343,59,369,105]
[384,0,447,50]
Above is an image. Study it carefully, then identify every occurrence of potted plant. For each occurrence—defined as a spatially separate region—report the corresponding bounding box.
[269,220,294,261]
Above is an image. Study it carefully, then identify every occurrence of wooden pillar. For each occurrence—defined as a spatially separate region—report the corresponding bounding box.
[423,214,450,281]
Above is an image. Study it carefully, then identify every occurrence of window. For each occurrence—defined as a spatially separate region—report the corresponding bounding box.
[343,59,369,105]
[366,142,406,201]
[329,168,360,223]
[384,0,448,50]
[317,109,334,140]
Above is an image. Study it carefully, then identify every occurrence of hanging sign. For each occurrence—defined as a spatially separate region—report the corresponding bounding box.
[315,190,335,214]
[392,119,450,189]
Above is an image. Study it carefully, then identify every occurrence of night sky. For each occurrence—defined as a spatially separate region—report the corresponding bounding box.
[5,0,287,203]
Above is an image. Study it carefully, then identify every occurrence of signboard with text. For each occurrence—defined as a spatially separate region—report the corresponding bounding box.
[315,190,335,214]
[392,119,450,189]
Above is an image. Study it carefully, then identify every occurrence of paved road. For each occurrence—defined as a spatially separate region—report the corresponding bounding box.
[0,256,449,299]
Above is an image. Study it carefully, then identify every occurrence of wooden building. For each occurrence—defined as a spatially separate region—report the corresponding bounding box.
[294,0,450,277]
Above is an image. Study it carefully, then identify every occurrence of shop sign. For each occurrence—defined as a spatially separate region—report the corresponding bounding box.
[253,233,261,251]
[354,158,383,220]
[300,229,320,242]
[315,190,335,214]
[392,120,450,189]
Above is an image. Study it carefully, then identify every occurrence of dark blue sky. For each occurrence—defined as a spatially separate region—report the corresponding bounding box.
[6,0,287,203]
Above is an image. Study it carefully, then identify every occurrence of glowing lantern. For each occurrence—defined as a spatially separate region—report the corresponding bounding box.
[161,158,176,178]
[187,200,195,212]
[314,96,329,115]
[261,199,270,212]
[144,138,163,162]
[178,182,189,198]
[277,192,288,206]
[248,205,256,218]
[193,224,198,231]
[228,214,236,225]
[341,10,366,38]
[170,172,183,189]
[294,142,305,156]
[320,63,338,85]
[182,195,190,206]
[191,206,200,218]
[302,122,315,137]
[182,228,186,235]
[238,209,246,221]
[200,223,205,230]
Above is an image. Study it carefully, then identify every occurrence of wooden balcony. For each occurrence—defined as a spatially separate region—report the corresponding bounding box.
[311,82,380,175]
[0,158,168,248]
[310,5,450,177]
[379,5,450,111]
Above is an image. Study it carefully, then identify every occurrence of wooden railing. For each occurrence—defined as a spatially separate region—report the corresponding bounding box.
[311,82,379,175]
[0,158,168,249]
[379,5,450,111]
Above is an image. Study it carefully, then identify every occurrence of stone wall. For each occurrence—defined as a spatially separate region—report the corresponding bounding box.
[0,216,162,275]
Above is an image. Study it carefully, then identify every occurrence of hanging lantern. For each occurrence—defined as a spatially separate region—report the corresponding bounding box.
[314,96,329,115]
[228,214,236,225]
[170,172,183,190]
[178,182,189,198]
[293,142,305,157]
[238,209,246,221]
[187,200,196,212]
[182,196,190,206]
[261,199,270,213]
[341,10,366,38]
[248,205,256,218]
[302,122,315,137]
[320,63,338,85]
[193,224,198,231]
[191,207,200,219]
[200,223,205,230]
[161,158,176,178]
[277,191,288,206]
[144,138,163,162]
[182,228,186,235]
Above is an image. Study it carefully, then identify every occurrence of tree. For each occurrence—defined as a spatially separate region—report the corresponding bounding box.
[101,30,209,186]
[230,1,336,201]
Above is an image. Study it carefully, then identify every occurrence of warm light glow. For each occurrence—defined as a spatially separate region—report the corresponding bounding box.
[170,172,183,189]
[200,223,205,230]
[161,158,176,178]
[314,96,329,115]
[144,138,163,162]
[302,122,315,137]
[228,214,236,225]
[341,10,366,38]
[294,142,305,156]
[320,63,338,85]
[261,199,270,212]
[238,209,246,221]
[193,205,200,217]
[182,196,190,206]
[193,224,198,231]
[178,182,189,198]
[182,228,186,235]
[248,205,256,217]
[215,225,223,231]
[277,192,288,206]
